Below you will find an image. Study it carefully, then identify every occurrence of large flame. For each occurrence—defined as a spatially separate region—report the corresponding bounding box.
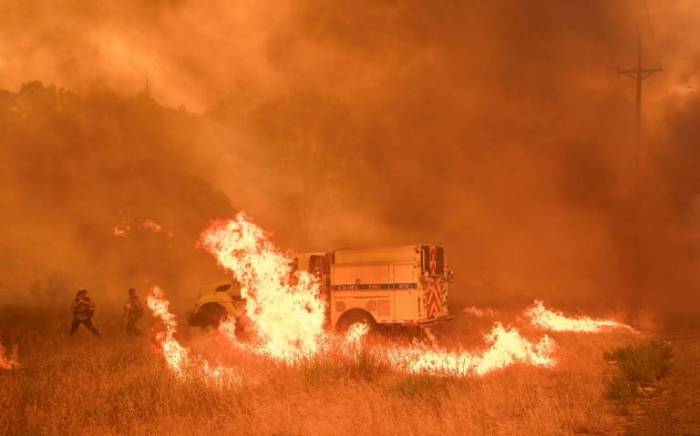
[147,287,239,385]
[525,300,634,333]
[199,213,327,362]
[385,323,555,376]
[144,213,640,382]
[197,213,559,376]
[0,341,20,370]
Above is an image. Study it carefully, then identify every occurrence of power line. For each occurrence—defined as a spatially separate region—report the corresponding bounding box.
[643,0,658,59]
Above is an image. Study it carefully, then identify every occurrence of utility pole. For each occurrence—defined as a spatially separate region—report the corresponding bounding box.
[617,26,661,295]
[617,31,662,148]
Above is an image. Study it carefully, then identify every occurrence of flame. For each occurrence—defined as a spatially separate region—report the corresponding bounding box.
[147,287,239,385]
[112,219,173,238]
[199,213,327,362]
[525,300,635,333]
[0,341,20,370]
[344,323,369,345]
[463,306,497,318]
[198,214,562,376]
[218,317,238,344]
[144,213,641,381]
[344,322,369,349]
[141,219,164,233]
[147,286,190,375]
[113,225,129,237]
[386,323,555,376]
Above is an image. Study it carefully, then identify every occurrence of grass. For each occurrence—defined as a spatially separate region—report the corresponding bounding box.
[385,374,454,399]
[0,306,638,435]
[604,341,672,402]
[300,349,389,385]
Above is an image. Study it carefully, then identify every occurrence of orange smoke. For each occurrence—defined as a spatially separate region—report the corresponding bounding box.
[525,300,635,333]
[199,213,327,362]
[0,341,20,370]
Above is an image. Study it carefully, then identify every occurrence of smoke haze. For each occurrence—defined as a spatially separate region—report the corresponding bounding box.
[1,0,699,320]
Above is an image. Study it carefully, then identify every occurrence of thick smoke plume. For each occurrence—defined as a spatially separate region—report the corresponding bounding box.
[1,1,699,320]
[0,84,232,304]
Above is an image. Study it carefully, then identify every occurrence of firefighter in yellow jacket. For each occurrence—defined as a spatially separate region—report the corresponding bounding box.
[69,289,100,336]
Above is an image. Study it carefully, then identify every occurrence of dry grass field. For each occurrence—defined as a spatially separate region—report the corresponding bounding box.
[0,305,680,436]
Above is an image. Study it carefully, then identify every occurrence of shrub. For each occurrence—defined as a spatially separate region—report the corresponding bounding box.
[606,377,637,402]
[604,341,672,402]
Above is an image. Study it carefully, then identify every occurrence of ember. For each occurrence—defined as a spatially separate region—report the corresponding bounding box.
[0,341,20,370]
[112,219,173,238]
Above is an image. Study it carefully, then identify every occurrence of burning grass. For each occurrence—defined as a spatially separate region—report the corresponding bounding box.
[525,300,635,333]
[0,215,648,434]
[0,308,638,435]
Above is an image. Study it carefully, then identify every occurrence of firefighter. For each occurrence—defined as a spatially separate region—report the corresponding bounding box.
[123,288,144,336]
[69,289,100,337]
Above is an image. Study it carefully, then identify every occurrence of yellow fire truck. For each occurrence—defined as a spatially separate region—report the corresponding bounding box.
[188,244,453,332]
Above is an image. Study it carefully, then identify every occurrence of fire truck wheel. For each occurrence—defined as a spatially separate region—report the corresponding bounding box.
[335,309,377,334]
[197,303,226,327]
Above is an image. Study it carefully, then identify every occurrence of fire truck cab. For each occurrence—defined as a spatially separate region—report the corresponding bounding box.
[187,282,245,327]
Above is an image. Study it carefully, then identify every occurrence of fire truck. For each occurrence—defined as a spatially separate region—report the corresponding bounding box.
[188,244,453,332]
